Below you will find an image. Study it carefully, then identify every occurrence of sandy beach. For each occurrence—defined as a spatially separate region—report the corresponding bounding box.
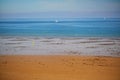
[0,37,120,80]
[0,55,120,80]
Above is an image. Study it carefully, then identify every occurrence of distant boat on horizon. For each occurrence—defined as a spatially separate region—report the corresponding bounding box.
[55,20,58,23]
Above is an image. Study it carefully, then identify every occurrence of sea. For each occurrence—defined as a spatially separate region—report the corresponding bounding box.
[0,18,120,37]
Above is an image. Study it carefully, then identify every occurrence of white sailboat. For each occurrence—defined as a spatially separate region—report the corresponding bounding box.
[55,20,58,23]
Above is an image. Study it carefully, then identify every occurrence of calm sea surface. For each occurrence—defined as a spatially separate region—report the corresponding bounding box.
[0,18,120,37]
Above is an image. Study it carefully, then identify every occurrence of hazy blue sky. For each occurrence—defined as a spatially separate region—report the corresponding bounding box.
[0,0,120,18]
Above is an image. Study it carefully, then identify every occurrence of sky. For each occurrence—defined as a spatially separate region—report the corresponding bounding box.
[0,0,120,18]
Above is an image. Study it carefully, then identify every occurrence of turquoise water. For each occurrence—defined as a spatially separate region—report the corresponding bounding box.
[0,18,120,37]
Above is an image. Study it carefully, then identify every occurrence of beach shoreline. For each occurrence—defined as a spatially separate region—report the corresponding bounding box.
[0,36,120,56]
[0,36,120,80]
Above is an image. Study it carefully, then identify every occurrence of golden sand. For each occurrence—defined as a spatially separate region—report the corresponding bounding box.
[0,55,120,80]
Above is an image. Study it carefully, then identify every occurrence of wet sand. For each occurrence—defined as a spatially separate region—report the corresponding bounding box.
[0,55,120,80]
